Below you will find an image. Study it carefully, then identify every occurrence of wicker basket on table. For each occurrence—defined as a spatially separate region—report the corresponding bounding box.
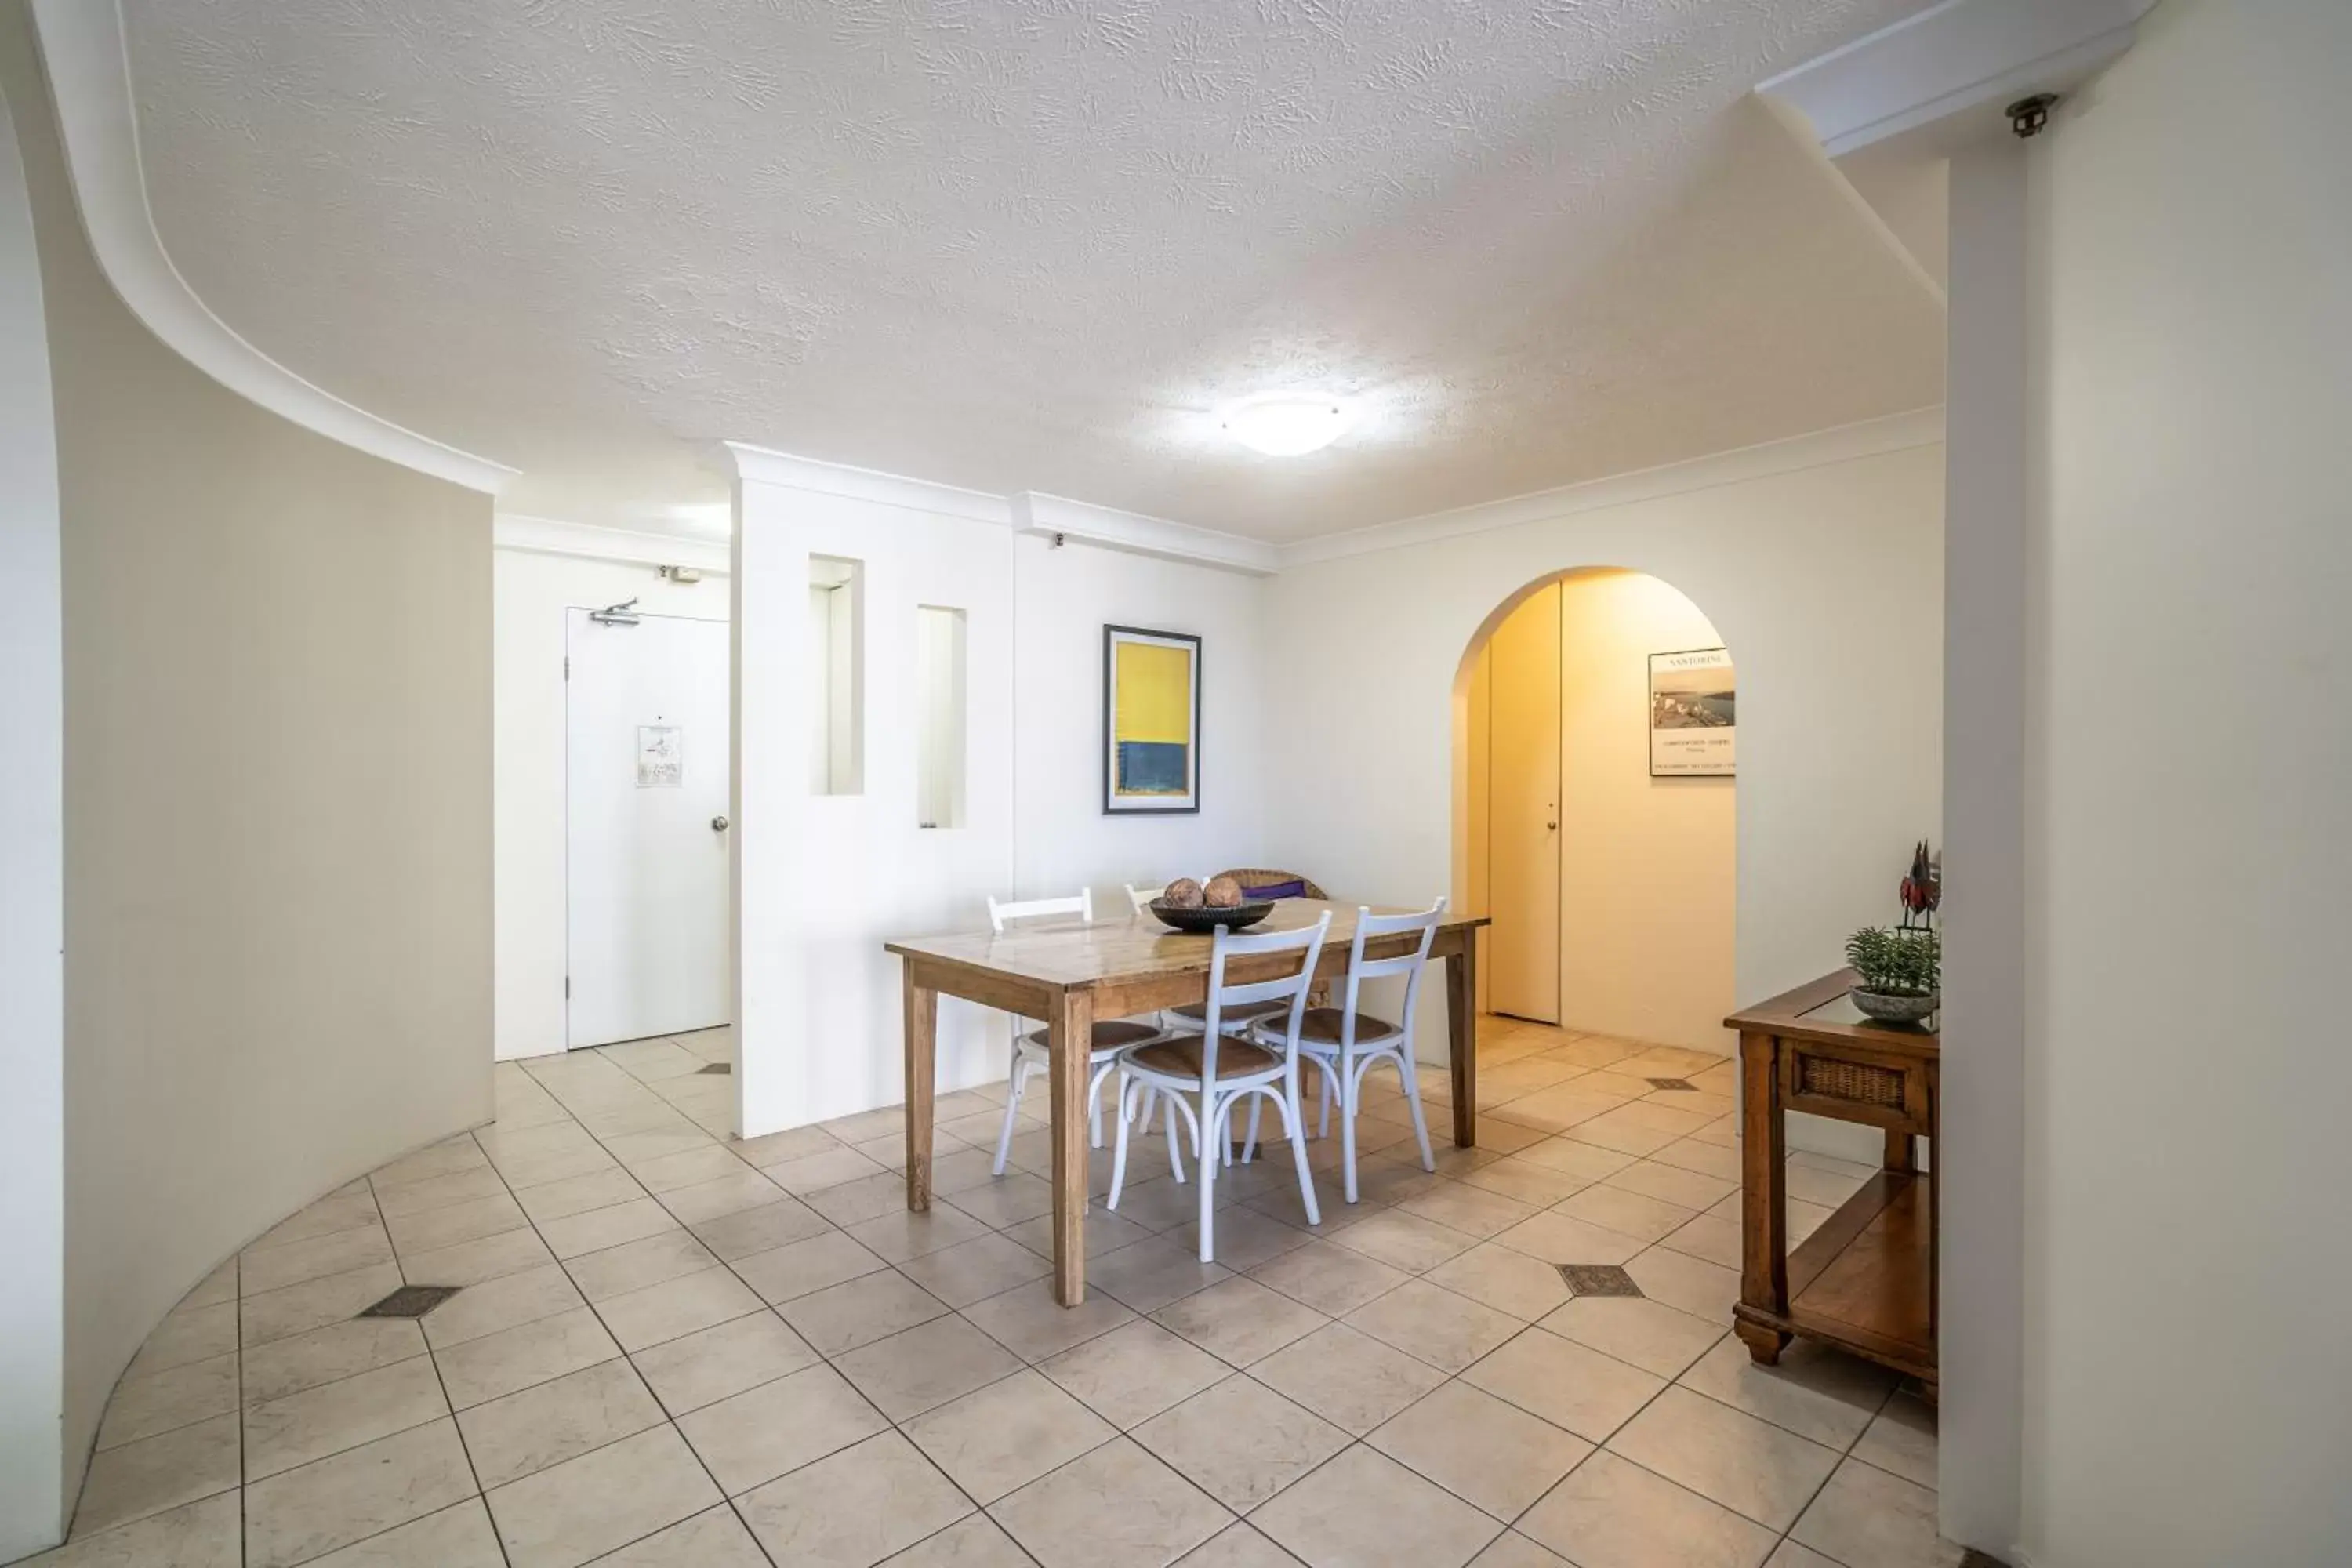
[1211,869,1328,900]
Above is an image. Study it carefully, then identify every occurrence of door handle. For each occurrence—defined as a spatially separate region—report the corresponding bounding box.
[710,815,730,832]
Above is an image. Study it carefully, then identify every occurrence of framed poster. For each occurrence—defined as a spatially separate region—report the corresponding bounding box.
[1649,646,1735,776]
[1103,625,1201,814]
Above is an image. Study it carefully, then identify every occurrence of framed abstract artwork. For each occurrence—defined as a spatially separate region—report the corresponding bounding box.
[1103,625,1201,814]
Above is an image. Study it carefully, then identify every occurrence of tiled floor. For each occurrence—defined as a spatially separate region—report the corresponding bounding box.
[31,1018,1964,1568]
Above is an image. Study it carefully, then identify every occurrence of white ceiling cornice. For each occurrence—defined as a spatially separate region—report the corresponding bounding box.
[1277,407,1947,569]
[1756,0,2159,158]
[26,0,518,495]
[713,441,1013,528]
[493,515,731,575]
[1010,493,1277,578]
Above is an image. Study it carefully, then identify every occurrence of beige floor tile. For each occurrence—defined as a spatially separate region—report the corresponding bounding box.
[1552,1185,1696,1245]
[1329,1209,1479,1272]
[1371,1379,1594,1523]
[242,1318,427,1404]
[604,1126,720,1167]
[1647,1138,1742,1183]
[24,1492,240,1567]
[1152,1276,1329,1367]
[1491,1210,1646,1269]
[1468,1531,1574,1568]
[1762,1542,1846,1568]
[243,1418,477,1568]
[597,1265,765,1352]
[1542,1295,1725,1381]
[1343,1279,1523,1374]
[434,1305,619,1409]
[1658,1214,1743,1270]
[1132,1374,1348,1512]
[250,1189,383,1252]
[881,1512,1036,1566]
[456,1357,666,1489]
[1853,1389,1938,1488]
[1040,1319,1228,1429]
[539,1199,684,1264]
[241,1264,408,1348]
[896,1233,1053,1308]
[69,1414,241,1539]
[1004,1207,1156,1264]
[1622,1247,1740,1323]
[737,1430,973,1566]
[303,1497,505,1566]
[368,1136,491,1190]
[1084,1236,1234,1315]
[510,1168,648,1225]
[563,1228,719,1302]
[1248,1240,1410,1317]
[657,1168,788,1228]
[1160,1205,1316,1272]
[594,1505,772,1566]
[400,1226,556,1289]
[1110,1171,1213,1230]
[992,1436,1225,1568]
[1174,1521,1299,1567]
[1488,1087,1624,1136]
[1515,1139,1639,1182]
[1782,1159,1875,1209]
[96,1352,239,1450]
[1608,1387,1841,1530]
[124,1301,240,1382]
[732,1229,891,1305]
[847,1200,997,1264]
[630,1309,817,1415]
[836,1315,1025,1421]
[960,1278,1137,1363]
[628,1143,754,1195]
[1675,1338,1894,1450]
[944,1173,1058,1229]
[243,1354,448,1479]
[1457,1157,1592,1208]
[684,1195,827,1260]
[1516,1450,1775,1568]
[902,1368,1117,1504]
[1788,1457,1964,1568]
[1250,1322,1447,1436]
[1398,1179,1540,1241]
[1255,1443,1502,1568]
[242,1225,397,1298]
[674,1359,889,1494]
[488,1142,619,1192]
[483,1423,720,1567]
[1606,1160,1737,1211]
[1461,1327,1664,1443]
[383,1193,529,1258]
[764,1144,891,1196]
[779,1269,950,1355]
[732,1125,844,1168]
[418,1263,584,1350]
[1425,1242,1574,1322]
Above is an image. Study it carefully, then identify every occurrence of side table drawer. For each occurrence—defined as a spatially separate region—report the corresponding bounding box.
[1780,1039,1933,1134]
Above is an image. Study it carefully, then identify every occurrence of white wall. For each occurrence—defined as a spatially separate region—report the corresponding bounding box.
[1265,426,1944,1163]
[2010,2,2352,1562]
[494,540,729,1060]
[0,75,65,1561]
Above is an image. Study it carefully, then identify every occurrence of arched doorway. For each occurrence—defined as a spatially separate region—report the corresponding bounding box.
[1452,568,1737,1056]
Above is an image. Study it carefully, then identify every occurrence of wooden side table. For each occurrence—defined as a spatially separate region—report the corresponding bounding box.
[1726,969,1939,1397]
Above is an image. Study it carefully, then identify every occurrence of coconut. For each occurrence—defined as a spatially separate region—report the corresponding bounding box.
[1203,876,1243,908]
[1162,877,1205,909]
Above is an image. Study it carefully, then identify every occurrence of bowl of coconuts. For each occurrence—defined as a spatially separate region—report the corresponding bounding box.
[1147,876,1276,933]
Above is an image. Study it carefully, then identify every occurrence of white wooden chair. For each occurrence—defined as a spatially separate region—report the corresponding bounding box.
[1248,898,1445,1203]
[1107,913,1332,1261]
[1126,882,1290,1040]
[985,890,1167,1175]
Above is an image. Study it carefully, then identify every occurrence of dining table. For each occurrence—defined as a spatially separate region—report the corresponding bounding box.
[884,898,1490,1305]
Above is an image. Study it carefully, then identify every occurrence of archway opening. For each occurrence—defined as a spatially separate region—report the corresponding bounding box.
[1450,567,1737,1065]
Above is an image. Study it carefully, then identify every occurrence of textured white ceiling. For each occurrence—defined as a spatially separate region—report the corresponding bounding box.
[121,0,1944,541]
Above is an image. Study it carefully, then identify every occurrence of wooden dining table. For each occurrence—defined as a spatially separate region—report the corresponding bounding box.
[884,898,1490,1305]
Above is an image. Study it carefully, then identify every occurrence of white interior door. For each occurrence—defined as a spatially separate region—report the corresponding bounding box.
[566,609,731,1048]
[1487,582,1563,1023]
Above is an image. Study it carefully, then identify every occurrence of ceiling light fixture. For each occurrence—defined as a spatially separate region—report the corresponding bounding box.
[1220,392,1351,456]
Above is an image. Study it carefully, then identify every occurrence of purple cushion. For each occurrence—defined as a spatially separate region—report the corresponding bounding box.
[1240,878,1308,901]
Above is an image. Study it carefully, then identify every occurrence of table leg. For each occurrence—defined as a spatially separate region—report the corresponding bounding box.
[1446,942,1477,1147]
[902,971,936,1213]
[1735,1030,1791,1365]
[1048,986,1094,1306]
[1883,1128,1916,1173]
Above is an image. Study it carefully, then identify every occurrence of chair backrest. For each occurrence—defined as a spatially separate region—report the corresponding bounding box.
[1338,898,1448,1047]
[1124,884,1163,914]
[1199,912,1332,1080]
[987,887,1093,935]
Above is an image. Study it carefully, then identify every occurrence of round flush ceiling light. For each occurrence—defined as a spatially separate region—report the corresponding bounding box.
[1220,392,1352,456]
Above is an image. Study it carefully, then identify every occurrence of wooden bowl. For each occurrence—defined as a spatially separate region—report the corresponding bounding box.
[1148,899,1274,934]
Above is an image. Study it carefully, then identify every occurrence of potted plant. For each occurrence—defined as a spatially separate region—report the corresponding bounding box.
[1845,926,1940,1025]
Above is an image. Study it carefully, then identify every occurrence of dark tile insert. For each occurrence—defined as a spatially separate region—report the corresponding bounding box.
[1645,1077,1696,1093]
[358,1284,462,1319]
[1557,1264,1643,1298]
[696,1062,732,1075]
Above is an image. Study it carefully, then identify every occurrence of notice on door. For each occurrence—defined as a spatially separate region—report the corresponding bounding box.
[636,725,682,788]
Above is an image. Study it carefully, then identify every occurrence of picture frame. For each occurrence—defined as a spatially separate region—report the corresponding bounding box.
[1103,624,1202,815]
[1649,645,1736,777]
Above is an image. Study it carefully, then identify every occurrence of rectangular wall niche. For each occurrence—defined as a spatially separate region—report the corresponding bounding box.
[915,607,967,829]
[808,557,862,795]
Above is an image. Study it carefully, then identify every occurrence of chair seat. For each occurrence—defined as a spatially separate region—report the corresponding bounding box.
[1166,998,1287,1027]
[1123,1033,1285,1083]
[1018,1018,1162,1058]
[1276,1007,1403,1049]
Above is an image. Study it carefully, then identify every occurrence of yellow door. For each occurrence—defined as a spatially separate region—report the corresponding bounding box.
[1486,583,1562,1023]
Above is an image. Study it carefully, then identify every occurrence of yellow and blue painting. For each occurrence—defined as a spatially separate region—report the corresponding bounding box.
[1104,626,1200,814]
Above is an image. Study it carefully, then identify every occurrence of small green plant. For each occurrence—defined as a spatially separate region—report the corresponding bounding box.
[1846,927,1940,997]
